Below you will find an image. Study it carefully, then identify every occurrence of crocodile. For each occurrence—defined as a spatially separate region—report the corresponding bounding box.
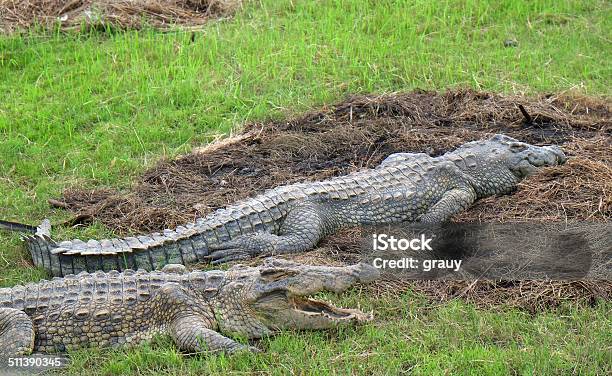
[0,258,378,357]
[1,134,566,276]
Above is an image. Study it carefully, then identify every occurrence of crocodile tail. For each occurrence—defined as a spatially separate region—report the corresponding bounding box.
[0,219,56,271]
[5,204,269,276]
[20,220,208,277]
[1,219,60,275]
[0,219,38,234]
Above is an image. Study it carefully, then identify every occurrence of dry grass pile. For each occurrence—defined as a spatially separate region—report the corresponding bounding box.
[53,89,611,310]
[59,89,610,232]
[0,0,240,33]
[365,280,611,313]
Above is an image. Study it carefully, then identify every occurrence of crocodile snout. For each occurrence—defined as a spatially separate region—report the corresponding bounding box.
[528,145,567,168]
[543,145,567,165]
[354,263,381,284]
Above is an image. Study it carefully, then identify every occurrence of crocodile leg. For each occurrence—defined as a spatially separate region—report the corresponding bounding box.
[170,316,257,354]
[418,188,476,223]
[0,308,35,357]
[206,202,327,264]
[157,283,257,354]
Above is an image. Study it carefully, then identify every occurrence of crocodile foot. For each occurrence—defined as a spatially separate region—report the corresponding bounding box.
[206,233,278,264]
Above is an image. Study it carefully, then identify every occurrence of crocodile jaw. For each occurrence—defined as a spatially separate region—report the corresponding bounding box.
[247,259,377,330]
[252,290,373,331]
[511,144,567,178]
[291,296,373,323]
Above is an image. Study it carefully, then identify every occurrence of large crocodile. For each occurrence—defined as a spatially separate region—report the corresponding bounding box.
[0,258,378,357]
[2,134,566,276]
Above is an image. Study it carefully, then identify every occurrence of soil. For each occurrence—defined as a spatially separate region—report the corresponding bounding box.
[56,89,612,312]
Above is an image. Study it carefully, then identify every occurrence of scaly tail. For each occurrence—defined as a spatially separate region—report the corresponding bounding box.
[0,220,38,234]
[1,218,211,277]
[1,201,273,277]
[1,219,67,275]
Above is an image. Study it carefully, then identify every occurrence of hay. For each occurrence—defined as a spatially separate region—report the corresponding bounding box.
[55,89,611,310]
[59,89,611,232]
[364,280,611,313]
[0,0,241,33]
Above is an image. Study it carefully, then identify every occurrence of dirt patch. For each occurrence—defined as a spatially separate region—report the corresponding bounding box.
[57,89,611,311]
[0,0,240,33]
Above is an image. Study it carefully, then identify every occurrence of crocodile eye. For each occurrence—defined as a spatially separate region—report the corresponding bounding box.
[260,269,298,281]
[509,143,528,153]
[492,134,516,143]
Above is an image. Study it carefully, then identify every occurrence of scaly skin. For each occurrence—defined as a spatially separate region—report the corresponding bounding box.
[3,134,566,276]
[0,258,379,356]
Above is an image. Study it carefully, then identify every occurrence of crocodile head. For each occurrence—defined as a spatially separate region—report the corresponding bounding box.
[448,134,567,197]
[213,258,379,338]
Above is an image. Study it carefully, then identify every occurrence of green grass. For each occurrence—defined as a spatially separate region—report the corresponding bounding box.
[0,0,610,374]
[59,296,611,376]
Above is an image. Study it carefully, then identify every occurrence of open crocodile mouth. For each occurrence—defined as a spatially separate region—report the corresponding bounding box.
[290,296,372,321]
[253,288,373,327]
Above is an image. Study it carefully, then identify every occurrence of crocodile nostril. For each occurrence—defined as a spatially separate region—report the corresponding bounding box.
[543,146,567,165]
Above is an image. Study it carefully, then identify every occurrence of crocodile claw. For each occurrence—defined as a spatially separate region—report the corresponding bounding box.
[205,249,253,264]
[205,242,260,264]
[206,234,275,264]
